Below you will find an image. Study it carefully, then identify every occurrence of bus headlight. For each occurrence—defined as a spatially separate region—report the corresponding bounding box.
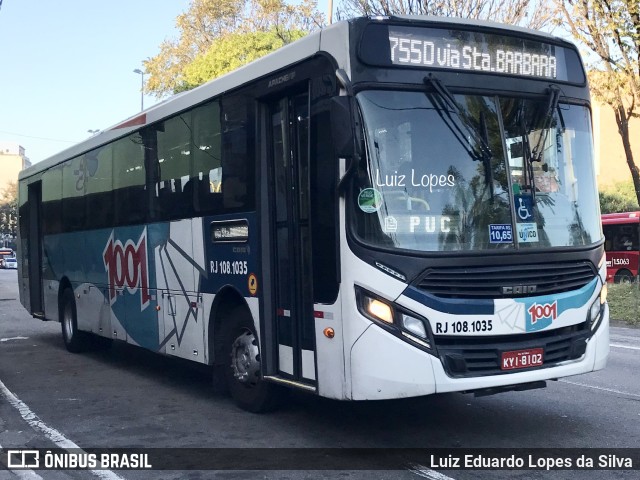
[356,287,434,352]
[356,288,395,325]
[363,296,394,324]
[400,313,432,349]
[401,313,427,338]
[589,285,607,331]
[588,298,601,328]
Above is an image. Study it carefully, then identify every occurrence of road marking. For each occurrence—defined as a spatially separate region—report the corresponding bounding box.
[0,378,126,480]
[0,442,44,480]
[408,464,456,480]
[559,379,640,399]
[0,336,28,342]
[610,343,640,351]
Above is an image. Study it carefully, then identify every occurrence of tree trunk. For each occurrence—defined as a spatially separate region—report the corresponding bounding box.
[614,104,640,206]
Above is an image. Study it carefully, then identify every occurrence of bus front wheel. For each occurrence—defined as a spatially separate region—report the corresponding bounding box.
[614,270,635,284]
[61,289,89,353]
[223,310,281,413]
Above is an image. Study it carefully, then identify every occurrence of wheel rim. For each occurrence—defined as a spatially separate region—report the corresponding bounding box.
[63,303,74,341]
[230,329,260,387]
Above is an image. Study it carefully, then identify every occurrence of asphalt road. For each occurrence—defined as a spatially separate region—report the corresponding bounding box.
[0,269,638,480]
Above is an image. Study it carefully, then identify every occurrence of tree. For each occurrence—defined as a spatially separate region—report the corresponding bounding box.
[182,29,306,90]
[554,0,640,205]
[336,0,555,30]
[145,0,324,97]
[599,180,640,213]
[0,181,17,238]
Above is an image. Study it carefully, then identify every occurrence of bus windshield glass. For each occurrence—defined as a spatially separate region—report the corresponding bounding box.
[353,90,601,252]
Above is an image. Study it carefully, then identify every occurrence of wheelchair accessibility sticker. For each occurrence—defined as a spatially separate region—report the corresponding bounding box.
[515,195,534,222]
[514,195,538,243]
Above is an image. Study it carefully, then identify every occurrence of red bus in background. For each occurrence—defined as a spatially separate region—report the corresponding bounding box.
[602,212,640,283]
[0,248,14,269]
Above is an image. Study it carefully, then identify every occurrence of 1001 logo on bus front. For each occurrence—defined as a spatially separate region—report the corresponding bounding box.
[526,301,557,331]
[103,229,151,310]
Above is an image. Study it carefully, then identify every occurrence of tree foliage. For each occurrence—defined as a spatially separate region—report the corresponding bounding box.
[336,0,555,30]
[145,0,323,97]
[0,181,17,237]
[599,180,640,214]
[554,0,640,205]
[182,30,306,90]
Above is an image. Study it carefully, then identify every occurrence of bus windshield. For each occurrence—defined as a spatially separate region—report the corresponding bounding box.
[353,90,601,252]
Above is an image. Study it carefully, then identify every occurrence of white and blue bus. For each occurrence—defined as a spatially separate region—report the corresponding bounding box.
[18,16,609,412]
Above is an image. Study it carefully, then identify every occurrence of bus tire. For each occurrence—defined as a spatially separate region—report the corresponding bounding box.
[60,288,89,353]
[223,309,282,413]
[614,270,634,284]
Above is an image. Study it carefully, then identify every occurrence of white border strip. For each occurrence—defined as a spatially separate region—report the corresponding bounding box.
[0,378,126,480]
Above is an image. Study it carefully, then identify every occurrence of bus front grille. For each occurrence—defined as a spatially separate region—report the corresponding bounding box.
[415,262,596,299]
[435,323,590,378]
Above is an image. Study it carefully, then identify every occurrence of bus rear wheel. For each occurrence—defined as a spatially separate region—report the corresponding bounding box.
[223,311,281,413]
[61,288,89,353]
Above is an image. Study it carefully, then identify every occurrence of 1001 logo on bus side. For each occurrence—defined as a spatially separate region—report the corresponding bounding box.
[103,228,151,310]
[528,301,557,325]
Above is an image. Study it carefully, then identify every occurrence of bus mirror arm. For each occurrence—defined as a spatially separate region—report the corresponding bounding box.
[335,68,353,96]
[333,69,364,196]
[338,156,358,194]
[330,96,358,160]
[330,99,363,195]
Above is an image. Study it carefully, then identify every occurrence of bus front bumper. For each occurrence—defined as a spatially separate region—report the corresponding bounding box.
[349,305,609,400]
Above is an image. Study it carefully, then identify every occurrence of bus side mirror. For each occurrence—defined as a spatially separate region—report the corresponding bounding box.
[331,96,355,158]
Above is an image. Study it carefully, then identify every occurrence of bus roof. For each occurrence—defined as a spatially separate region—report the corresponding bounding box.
[601,212,640,225]
[19,22,335,180]
[19,15,579,181]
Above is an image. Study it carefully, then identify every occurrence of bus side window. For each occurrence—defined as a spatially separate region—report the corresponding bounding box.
[113,133,146,226]
[61,156,85,232]
[222,155,247,208]
[42,165,62,235]
[617,235,633,251]
[193,100,223,214]
[154,113,193,220]
[84,146,113,230]
[220,95,255,211]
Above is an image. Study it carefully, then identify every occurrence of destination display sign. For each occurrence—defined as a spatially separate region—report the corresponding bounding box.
[210,220,249,243]
[359,24,585,83]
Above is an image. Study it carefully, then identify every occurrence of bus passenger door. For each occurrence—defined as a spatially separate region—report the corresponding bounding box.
[263,91,317,387]
[27,181,44,316]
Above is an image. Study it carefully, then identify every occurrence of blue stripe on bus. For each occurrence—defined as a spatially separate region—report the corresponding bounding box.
[402,286,495,315]
[515,277,598,332]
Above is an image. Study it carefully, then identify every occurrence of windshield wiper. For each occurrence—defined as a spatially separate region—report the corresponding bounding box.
[424,75,492,161]
[478,110,494,201]
[424,74,494,197]
[531,85,560,162]
[518,86,561,202]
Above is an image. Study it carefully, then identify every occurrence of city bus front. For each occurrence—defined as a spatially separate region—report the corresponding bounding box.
[339,17,609,399]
